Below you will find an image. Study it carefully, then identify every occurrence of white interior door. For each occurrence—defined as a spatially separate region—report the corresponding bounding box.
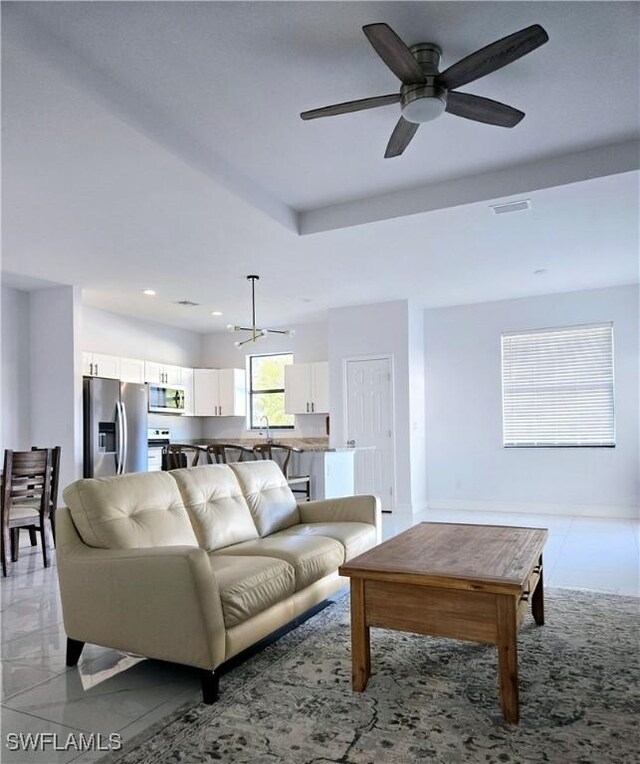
[345,357,395,510]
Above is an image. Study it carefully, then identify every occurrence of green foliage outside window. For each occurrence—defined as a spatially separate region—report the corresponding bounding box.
[249,353,294,428]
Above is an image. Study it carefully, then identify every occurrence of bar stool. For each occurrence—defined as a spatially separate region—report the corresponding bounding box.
[253,444,311,501]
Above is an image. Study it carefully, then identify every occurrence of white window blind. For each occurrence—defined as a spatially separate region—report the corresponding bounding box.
[501,323,615,447]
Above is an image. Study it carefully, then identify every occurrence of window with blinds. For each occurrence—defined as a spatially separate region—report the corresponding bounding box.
[501,323,615,448]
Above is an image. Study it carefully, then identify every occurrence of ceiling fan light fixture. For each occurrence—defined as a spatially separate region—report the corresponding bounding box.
[401,92,447,123]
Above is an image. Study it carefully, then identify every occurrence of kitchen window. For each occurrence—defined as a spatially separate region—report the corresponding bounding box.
[501,323,615,447]
[248,352,294,429]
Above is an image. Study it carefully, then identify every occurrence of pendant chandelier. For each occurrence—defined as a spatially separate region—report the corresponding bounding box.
[227,275,295,348]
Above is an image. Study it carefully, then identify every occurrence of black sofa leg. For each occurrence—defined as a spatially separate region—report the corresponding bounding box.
[200,670,219,704]
[66,638,85,667]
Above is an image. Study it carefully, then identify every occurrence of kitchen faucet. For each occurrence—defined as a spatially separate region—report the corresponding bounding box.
[259,415,272,442]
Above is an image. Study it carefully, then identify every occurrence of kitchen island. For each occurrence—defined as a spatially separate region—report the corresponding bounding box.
[187,438,361,500]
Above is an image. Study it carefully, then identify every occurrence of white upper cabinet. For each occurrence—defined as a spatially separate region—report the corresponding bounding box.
[194,368,245,417]
[144,362,182,385]
[311,362,330,413]
[285,362,329,414]
[82,352,121,380]
[120,358,146,384]
[181,367,195,416]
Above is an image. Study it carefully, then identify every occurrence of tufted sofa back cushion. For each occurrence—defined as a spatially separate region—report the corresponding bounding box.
[170,464,259,551]
[229,460,300,537]
[63,472,198,549]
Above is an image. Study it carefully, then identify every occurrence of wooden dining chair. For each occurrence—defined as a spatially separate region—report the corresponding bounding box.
[162,444,204,470]
[206,444,255,465]
[253,444,311,501]
[31,445,61,544]
[1,449,52,576]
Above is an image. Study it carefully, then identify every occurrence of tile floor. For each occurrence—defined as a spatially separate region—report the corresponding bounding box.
[1,509,638,763]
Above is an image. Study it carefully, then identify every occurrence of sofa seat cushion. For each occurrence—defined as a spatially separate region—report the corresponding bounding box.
[229,461,300,537]
[208,555,295,629]
[63,472,197,549]
[213,535,344,591]
[171,465,259,551]
[275,522,377,561]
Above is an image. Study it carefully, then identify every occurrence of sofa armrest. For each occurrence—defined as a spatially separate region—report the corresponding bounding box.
[298,495,382,542]
[56,508,225,670]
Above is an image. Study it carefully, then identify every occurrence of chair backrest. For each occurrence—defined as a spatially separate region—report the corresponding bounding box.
[163,444,203,470]
[31,446,61,509]
[253,444,301,478]
[1,449,52,523]
[209,444,255,464]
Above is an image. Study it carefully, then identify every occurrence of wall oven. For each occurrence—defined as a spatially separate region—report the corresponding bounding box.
[147,383,186,414]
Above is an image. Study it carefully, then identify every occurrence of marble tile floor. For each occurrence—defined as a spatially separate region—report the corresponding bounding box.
[1,509,638,763]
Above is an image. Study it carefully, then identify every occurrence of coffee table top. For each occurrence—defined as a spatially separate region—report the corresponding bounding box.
[339,522,548,594]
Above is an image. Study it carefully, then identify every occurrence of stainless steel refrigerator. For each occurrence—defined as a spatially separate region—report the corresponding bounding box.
[83,377,148,478]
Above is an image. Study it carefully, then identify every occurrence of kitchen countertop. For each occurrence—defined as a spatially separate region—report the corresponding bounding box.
[182,438,367,453]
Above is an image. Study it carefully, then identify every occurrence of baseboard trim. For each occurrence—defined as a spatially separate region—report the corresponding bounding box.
[425,499,639,520]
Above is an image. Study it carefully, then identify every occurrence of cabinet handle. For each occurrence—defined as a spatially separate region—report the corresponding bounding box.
[219,405,222,416]
[311,402,315,412]
[306,402,309,413]
[95,364,99,376]
[89,363,93,375]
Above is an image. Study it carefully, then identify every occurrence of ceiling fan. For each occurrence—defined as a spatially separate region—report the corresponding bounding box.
[300,22,549,158]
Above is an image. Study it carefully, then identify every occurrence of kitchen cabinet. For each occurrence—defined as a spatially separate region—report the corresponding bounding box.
[181,367,195,416]
[284,362,329,414]
[120,357,146,384]
[144,361,182,385]
[82,352,121,380]
[194,368,246,417]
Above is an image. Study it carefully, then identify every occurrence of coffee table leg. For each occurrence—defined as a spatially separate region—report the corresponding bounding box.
[532,554,544,626]
[350,577,370,692]
[496,594,519,724]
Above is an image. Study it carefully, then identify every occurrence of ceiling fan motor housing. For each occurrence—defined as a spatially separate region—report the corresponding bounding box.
[401,43,447,124]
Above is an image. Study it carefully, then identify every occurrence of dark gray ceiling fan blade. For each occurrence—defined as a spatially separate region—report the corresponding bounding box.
[437,24,548,91]
[363,23,426,84]
[384,117,419,158]
[446,91,524,127]
[300,93,400,121]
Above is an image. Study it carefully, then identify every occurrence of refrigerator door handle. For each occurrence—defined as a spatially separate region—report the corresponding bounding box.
[115,401,124,475]
[120,401,129,474]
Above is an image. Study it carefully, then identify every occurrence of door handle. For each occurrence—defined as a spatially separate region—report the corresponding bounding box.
[120,402,128,473]
[347,439,356,447]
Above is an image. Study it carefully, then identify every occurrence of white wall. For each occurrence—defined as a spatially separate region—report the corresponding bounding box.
[199,321,329,439]
[30,286,83,495]
[82,305,204,440]
[408,301,428,512]
[1,285,31,453]
[424,285,640,517]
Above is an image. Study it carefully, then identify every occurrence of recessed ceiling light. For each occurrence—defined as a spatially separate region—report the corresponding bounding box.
[211,311,223,316]
[142,289,156,296]
[534,268,548,275]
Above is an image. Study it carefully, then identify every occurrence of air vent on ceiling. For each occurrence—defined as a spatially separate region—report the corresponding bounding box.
[174,299,200,307]
[491,199,531,215]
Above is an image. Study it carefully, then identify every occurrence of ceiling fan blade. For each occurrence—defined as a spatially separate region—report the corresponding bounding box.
[300,93,400,121]
[437,24,548,91]
[363,23,426,84]
[446,91,524,127]
[384,117,419,158]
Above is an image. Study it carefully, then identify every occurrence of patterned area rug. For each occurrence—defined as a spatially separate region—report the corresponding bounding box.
[105,589,639,764]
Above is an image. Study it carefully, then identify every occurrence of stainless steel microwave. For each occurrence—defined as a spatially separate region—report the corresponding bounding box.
[147,383,186,414]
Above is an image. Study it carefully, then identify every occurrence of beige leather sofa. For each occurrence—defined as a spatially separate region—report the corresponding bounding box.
[57,460,380,702]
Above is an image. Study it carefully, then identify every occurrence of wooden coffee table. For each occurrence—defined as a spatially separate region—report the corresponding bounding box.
[339,522,548,724]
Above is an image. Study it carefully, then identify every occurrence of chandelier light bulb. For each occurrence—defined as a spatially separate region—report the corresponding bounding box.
[226,324,235,332]
[233,341,242,348]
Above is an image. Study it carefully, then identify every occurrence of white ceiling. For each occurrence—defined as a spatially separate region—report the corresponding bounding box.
[2,2,639,332]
